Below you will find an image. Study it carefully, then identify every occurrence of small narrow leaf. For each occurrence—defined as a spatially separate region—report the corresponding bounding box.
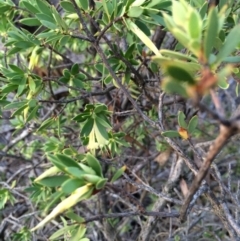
[162,130,180,138]
[187,115,198,134]
[86,154,103,177]
[111,165,126,183]
[178,111,188,128]
[56,154,80,169]
[31,184,92,231]
[34,166,60,182]
[166,65,195,84]
[127,6,143,18]
[60,1,75,12]
[216,25,240,64]
[96,178,107,190]
[82,174,102,184]
[126,19,160,56]
[37,118,54,132]
[188,9,202,40]
[37,175,69,187]
[204,7,218,62]
[61,179,85,194]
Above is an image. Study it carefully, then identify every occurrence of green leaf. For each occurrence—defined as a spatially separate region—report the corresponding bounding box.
[71,63,79,75]
[162,130,180,138]
[65,167,85,179]
[37,175,69,187]
[135,19,151,36]
[59,76,69,83]
[37,118,54,132]
[4,101,27,110]
[0,5,11,13]
[111,165,126,183]
[152,56,200,73]
[47,154,68,172]
[61,178,85,194]
[28,77,36,92]
[76,0,89,10]
[8,64,25,74]
[223,56,240,63]
[65,211,85,223]
[19,18,41,26]
[40,20,57,30]
[217,65,231,89]
[49,225,75,240]
[94,120,109,145]
[70,225,87,241]
[7,47,22,55]
[178,111,187,128]
[78,163,96,175]
[125,19,160,56]
[160,49,198,63]
[1,84,18,94]
[60,1,75,12]
[37,31,56,39]
[163,12,175,31]
[26,105,39,123]
[11,104,28,117]
[165,65,195,84]
[95,178,107,190]
[187,115,198,134]
[36,0,52,16]
[82,174,102,184]
[162,78,188,97]
[188,9,202,40]
[56,154,80,169]
[199,1,208,19]
[22,1,39,14]
[75,73,86,80]
[34,166,60,182]
[125,43,136,58]
[131,0,147,7]
[102,0,111,20]
[31,185,92,231]
[204,7,218,62]
[36,13,55,23]
[14,41,35,49]
[63,69,71,78]
[43,191,64,214]
[74,113,91,122]
[171,28,193,52]
[86,154,103,177]
[149,14,165,26]
[128,6,143,18]
[52,6,68,31]
[216,25,240,64]
[94,104,108,113]
[95,116,111,129]
[81,118,94,136]
[71,78,84,88]
[28,99,37,108]
[172,0,188,26]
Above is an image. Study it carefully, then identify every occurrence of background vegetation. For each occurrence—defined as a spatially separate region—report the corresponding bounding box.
[1,0,240,240]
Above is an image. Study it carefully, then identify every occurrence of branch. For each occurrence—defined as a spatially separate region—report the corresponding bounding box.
[69,0,95,41]
[83,210,179,224]
[96,16,123,43]
[39,86,115,103]
[139,155,184,241]
[180,124,235,220]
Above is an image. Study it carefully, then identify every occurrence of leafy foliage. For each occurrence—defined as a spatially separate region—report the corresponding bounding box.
[1,0,240,240]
